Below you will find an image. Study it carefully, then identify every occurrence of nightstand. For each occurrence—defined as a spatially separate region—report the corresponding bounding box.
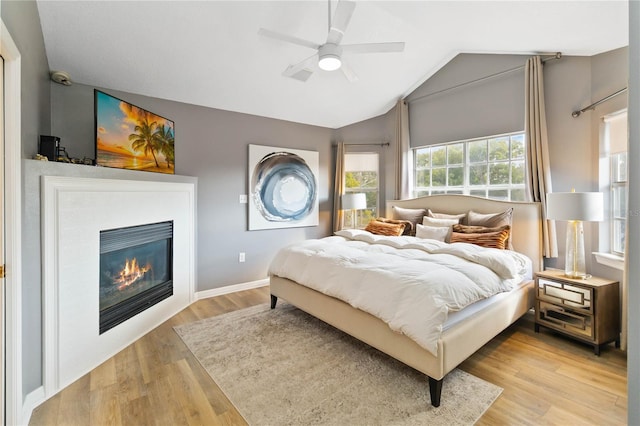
[534,269,620,355]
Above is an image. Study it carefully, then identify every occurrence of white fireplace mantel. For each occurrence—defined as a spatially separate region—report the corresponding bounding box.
[41,175,196,397]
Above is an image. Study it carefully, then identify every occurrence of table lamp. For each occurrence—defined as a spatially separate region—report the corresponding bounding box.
[547,190,603,279]
[341,193,367,229]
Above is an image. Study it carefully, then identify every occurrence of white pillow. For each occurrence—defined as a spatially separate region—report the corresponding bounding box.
[427,209,467,222]
[415,224,450,242]
[422,216,459,227]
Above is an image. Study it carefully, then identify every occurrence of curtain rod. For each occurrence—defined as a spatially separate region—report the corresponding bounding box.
[408,52,562,104]
[571,87,628,118]
[332,142,390,147]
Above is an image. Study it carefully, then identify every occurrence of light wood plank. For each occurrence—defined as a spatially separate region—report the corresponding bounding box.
[56,375,91,426]
[145,373,190,426]
[90,383,123,426]
[90,357,117,391]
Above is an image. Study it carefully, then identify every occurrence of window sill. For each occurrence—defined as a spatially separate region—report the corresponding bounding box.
[593,252,625,271]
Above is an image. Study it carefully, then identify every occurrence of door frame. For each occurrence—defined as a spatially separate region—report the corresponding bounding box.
[1,18,24,426]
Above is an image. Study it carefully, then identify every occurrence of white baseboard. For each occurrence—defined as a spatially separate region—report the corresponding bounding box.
[195,278,270,300]
[21,386,45,426]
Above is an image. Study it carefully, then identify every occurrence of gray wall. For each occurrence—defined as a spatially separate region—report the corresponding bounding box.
[403,51,628,279]
[407,54,526,147]
[332,109,397,209]
[49,84,334,290]
[2,0,52,400]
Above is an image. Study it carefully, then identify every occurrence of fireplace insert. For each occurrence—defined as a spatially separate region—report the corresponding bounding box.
[99,221,173,334]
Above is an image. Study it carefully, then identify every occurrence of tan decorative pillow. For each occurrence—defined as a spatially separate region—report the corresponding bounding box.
[375,217,413,235]
[467,209,514,249]
[450,225,511,250]
[364,220,405,236]
[428,209,467,223]
[391,206,427,236]
[452,224,510,234]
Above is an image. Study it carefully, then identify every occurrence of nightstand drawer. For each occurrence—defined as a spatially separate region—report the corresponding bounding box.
[537,278,592,312]
[537,301,594,339]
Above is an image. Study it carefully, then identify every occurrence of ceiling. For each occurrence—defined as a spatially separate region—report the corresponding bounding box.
[36,1,629,129]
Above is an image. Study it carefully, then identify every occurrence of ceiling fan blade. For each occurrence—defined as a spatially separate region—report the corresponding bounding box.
[339,59,359,83]
[283,53,318,82]
[326,0,356,45]
[342,42,405,54]
[258,28,319,51]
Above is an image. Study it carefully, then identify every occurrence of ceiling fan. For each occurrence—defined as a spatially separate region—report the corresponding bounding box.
[258,0,405,82]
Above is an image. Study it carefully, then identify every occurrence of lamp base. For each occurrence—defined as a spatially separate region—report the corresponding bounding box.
[563,272,592,280]
[564,220,588,279]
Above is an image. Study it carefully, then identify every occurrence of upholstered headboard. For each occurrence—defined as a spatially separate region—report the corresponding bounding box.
[386,195,543,273]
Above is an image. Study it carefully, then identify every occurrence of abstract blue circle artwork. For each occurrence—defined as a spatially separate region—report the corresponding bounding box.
[248,145,319,230]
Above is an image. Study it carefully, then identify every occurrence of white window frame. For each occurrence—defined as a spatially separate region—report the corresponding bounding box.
[595,109,627,270]
[413,131,526,201]
[611,151,627,256]
[344,151,380,228]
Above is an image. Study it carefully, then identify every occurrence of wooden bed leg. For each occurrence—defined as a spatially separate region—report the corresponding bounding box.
[270,295,278,309]
[428,377,443,407]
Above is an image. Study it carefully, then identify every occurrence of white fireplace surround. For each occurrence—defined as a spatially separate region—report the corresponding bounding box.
[41,176,196,397]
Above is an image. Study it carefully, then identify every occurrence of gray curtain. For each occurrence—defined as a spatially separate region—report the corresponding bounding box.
[524,56,558,258]
[332,141,346,232]
[395,99,413,200]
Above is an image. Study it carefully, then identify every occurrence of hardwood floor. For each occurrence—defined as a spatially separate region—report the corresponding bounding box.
[30,286,627,425]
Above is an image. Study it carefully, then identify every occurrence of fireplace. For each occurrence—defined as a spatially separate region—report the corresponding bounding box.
[99,220,173,334]
[42,176,195,396]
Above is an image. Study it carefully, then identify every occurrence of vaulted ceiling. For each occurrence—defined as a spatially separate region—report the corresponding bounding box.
[36,1,629,129]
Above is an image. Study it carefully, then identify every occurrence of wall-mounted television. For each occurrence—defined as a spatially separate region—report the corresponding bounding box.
[95,90,175,174]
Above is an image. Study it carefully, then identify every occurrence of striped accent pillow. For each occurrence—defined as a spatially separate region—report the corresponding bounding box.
[364,220,406,236]
[375,217,413,235]
[450,224,511,249]
[467,209,514,249]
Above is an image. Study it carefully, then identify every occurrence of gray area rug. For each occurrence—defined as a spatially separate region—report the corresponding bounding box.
[174,303,502,425]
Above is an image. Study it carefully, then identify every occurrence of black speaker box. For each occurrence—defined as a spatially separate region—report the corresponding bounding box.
[39,135,60,161]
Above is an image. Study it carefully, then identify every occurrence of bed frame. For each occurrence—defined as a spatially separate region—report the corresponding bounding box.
[270,195,543,407]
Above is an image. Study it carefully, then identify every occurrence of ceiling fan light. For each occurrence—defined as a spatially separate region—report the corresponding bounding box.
[318,54,341,71]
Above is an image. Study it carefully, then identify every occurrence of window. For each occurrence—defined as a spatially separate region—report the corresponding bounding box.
[611,152,627,254]
[603,110,628,256]
[344,152,379,228]
[413,132,526,201]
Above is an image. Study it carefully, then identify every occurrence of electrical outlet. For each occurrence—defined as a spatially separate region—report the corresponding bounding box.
[239,252,245,263]
[239,194,248,204]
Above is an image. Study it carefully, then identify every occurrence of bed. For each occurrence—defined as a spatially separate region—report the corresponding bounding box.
[269,194,543,407]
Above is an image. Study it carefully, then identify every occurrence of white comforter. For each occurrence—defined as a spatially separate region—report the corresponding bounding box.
[268,229,531,355]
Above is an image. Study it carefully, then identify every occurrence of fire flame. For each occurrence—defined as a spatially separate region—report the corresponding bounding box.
[115,258,151,290]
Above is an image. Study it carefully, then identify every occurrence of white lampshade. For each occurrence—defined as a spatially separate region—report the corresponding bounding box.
[342,193,366,210]
[547,192,604,222]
